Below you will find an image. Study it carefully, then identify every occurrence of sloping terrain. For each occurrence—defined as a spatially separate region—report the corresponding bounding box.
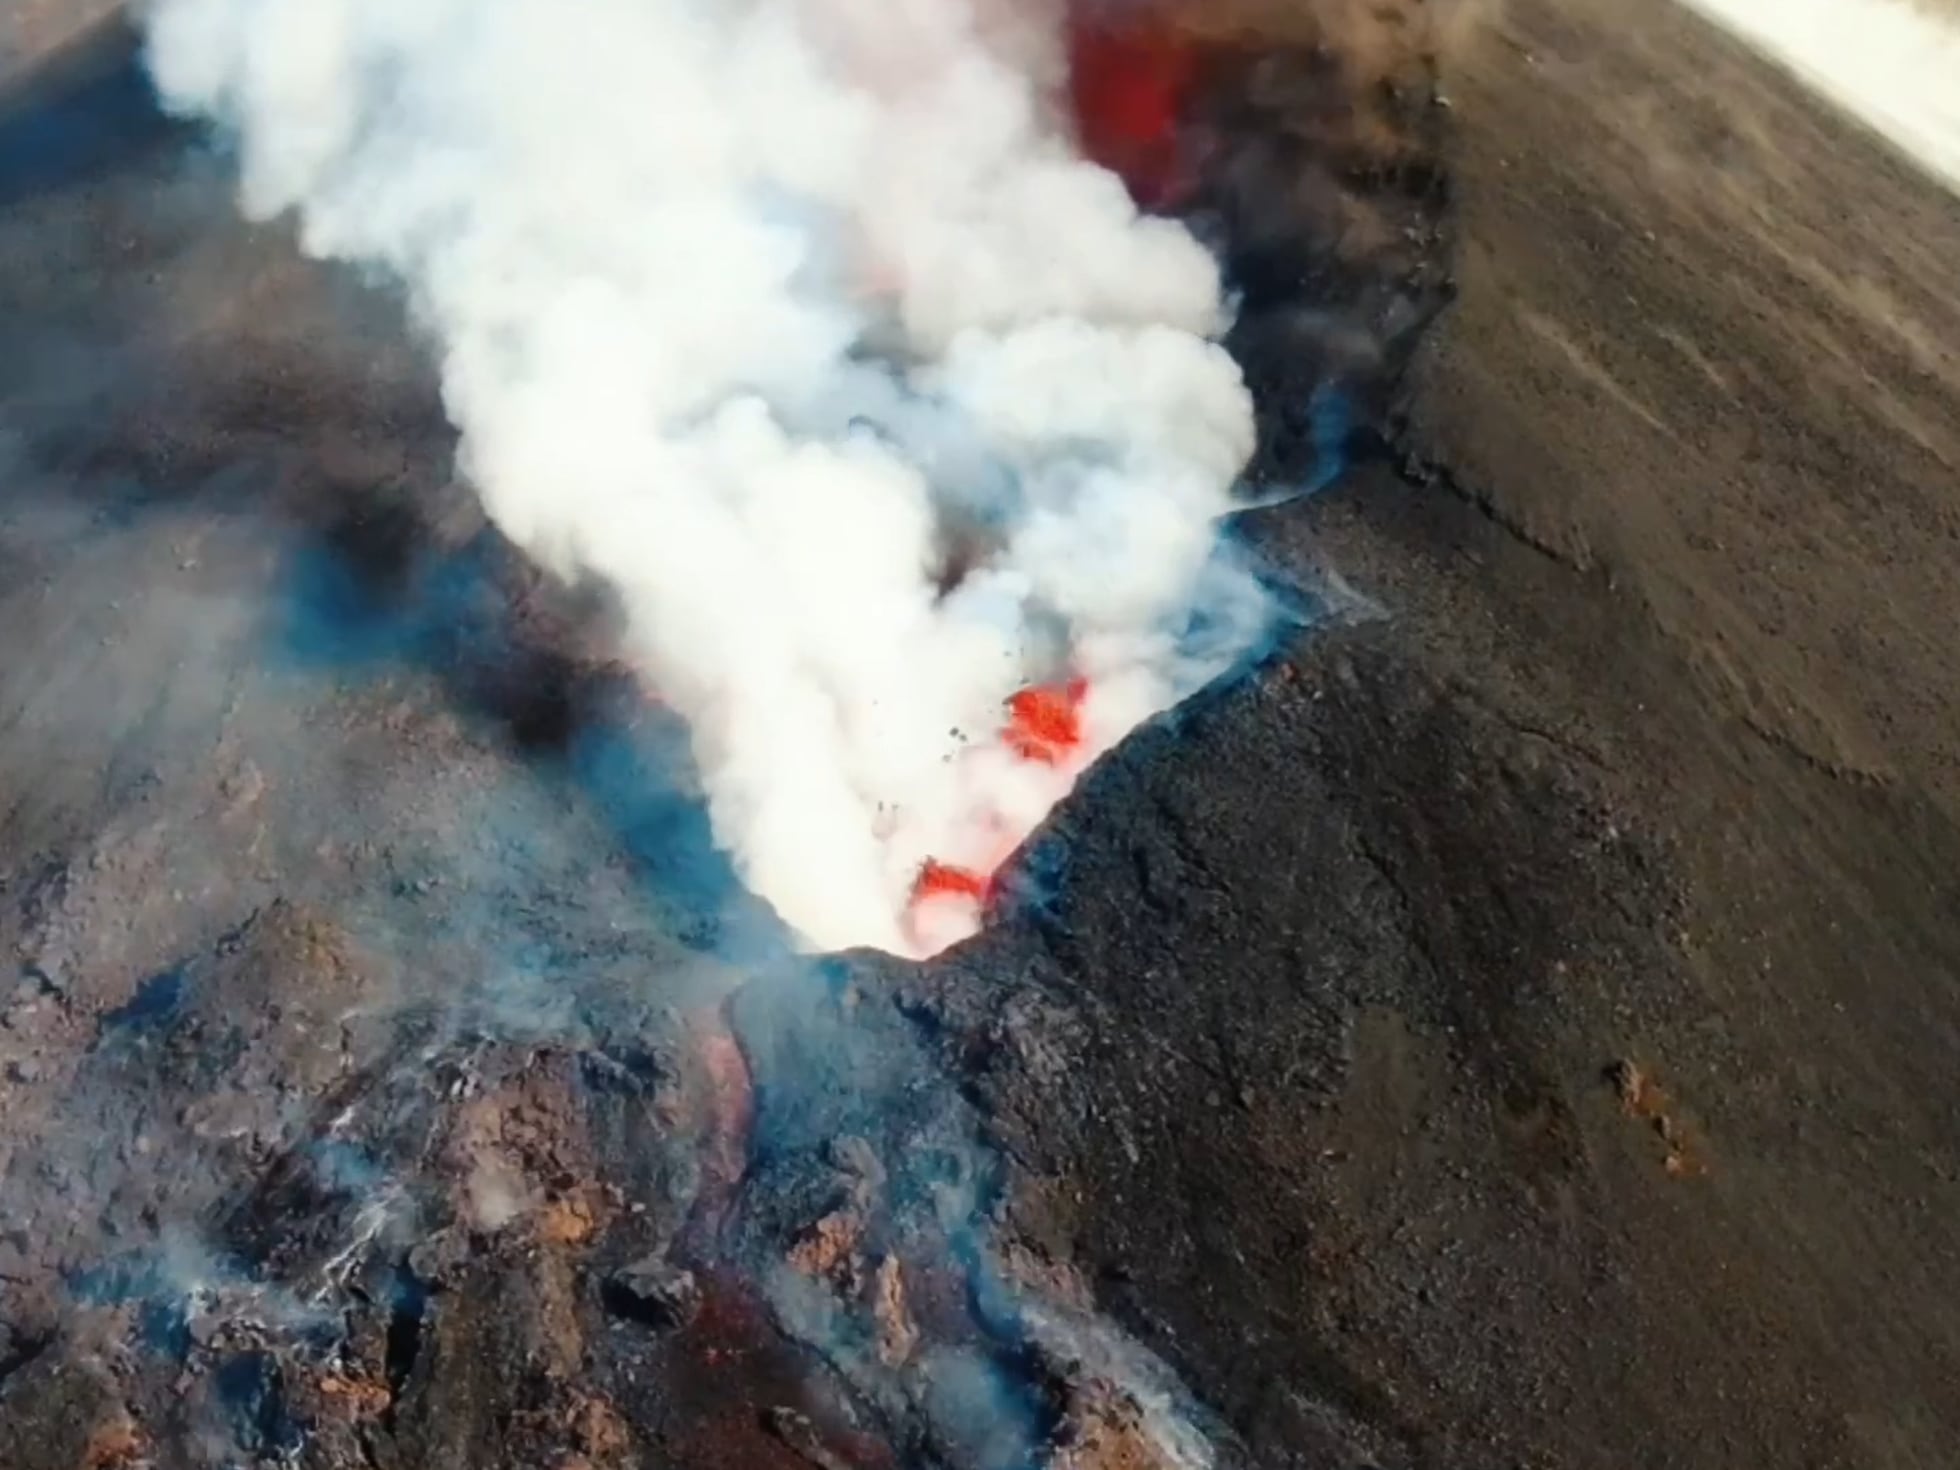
[1,3,1959,1469]
[919,1,1960,1464]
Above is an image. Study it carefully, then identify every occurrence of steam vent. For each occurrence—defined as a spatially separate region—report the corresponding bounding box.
[5,1,1960,1468]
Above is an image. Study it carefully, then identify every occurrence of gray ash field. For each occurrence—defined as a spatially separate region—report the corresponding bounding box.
[4,3,1960,1469]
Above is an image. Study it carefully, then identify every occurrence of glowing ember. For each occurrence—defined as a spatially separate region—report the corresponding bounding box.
[1065,10,1200,208]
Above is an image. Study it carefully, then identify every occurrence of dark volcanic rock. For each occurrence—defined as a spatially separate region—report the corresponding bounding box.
[4,4,1960,1470]
[606,1256,699,1331]
[869,3,1960,1465]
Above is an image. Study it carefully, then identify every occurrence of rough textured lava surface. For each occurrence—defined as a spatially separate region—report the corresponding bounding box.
[5,2,1960,1469]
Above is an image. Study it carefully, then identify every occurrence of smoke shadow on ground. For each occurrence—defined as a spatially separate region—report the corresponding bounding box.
[0,16,187,211]
[272,499,789,963]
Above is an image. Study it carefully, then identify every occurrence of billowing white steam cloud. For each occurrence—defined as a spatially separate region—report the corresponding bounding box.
[1678,0,1960,188]
[143,0,1262,956]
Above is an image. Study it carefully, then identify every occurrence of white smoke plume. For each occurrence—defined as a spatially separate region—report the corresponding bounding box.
[1678,0,1960,189]
[140,0,1265,956]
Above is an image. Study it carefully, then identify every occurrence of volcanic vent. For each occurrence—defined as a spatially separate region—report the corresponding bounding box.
[139,0,1451,962]
[0,3,1455,1470]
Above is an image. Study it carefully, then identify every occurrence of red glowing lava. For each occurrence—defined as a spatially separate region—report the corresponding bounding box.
[1065,9,1200,208]
[913,859,994,906]
[1005,676,1089,765]
[908,677,1091,931]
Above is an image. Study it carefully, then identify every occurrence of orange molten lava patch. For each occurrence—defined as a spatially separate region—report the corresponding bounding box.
[1065,11,1199,208]
[912,859,994,906]
[1005,676,1089,765]
[909,677,1092,933]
